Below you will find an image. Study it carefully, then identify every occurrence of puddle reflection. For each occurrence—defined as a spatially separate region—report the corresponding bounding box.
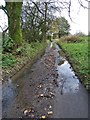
[54,43,80,94]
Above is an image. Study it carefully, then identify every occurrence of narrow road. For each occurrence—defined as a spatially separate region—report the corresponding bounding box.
[2,42,88,118]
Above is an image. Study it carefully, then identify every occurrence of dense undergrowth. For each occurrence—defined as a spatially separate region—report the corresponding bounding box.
[2,37,47,78]
[57,35,90,91]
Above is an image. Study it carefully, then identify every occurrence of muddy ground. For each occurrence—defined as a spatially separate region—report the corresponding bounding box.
[2,42,88,118]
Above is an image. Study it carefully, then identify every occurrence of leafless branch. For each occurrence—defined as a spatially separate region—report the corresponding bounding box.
[78,0,88,9]
[31,1,44,15]
[68,0,73,21]
[0,5,9,17]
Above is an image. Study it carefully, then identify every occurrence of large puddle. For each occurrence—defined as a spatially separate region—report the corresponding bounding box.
[54,43,79,94]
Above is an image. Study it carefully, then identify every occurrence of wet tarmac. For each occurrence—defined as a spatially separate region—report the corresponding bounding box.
[2,42,88,118]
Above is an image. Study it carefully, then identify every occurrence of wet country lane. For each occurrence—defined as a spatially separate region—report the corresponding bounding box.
[2,42,88,118]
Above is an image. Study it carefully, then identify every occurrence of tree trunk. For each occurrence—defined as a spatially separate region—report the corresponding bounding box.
[6,2,23,48]
[42,2,47,41]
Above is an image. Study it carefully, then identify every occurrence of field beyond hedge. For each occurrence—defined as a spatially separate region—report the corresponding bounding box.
[57,36,90,91]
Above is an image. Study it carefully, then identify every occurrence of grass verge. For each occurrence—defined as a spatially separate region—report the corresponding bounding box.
[2,41,47,79]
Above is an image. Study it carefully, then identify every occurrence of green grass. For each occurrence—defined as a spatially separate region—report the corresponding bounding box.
[0,40,2,68]
[2,41,47,69]
[23,41,46,57]
[2,53,17,68]
[57,36,89,90]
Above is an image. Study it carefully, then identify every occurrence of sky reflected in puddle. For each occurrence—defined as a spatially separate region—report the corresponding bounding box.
[53,43,80,94]
[57,60,79,94]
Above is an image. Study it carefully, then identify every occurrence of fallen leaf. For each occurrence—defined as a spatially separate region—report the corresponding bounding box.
[50,92,55,96]
[29,108,34,113]
[41,116,46,118]
[23,110,28,115]
[49,106,52,109]
[48,111,53,115]
[40,94,44,97]
[39,85,42,88]
[16,85,19,87]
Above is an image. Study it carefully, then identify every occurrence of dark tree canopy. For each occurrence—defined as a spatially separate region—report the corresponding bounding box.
[59,17,70,36]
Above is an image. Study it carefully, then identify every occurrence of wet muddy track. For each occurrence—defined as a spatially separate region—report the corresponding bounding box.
[2,42,88,118]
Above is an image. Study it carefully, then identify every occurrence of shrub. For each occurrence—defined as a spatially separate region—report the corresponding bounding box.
[2,53,17,68]
[3,36,14,52]
[60,35,81,43]
[75,32,86,37]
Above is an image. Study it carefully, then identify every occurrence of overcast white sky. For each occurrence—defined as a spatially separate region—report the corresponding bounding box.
[0,0,88,35]
[56,0,88,35]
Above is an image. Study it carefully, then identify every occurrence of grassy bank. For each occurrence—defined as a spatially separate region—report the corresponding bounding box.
[57,35,89,91]
[2,41,47,79]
